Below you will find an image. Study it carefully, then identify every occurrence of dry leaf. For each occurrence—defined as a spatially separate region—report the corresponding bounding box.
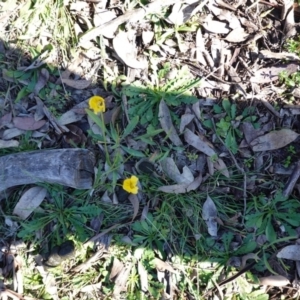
[61,78,91,89]
[259,275,290,287]
[138,261,148,292]
[113,263,132,297]
[196,29,207,66]
[142,30,154,44]
[214,158,229,178]
[225,27,248,42]
[109,257,124,280]
[202,195,218,236]
[2,128,24,140]
[13,186,47,220]
[13,117,46,130]
[250,129,299,152]
[250,63,298,84]
[203,17,230,34]
[259,50,300,61]
[0,112,12,129]
[159,100,183,146]
[34,68,49,95]
[0,139,19,148]
[153,258,177,273]
[277,245,300,260]
[160,158,193,184]
[179,113,194,133]
[129,194,139,221]
[157,174,202,194]
[184,129,216,156]
[113,31,147,69]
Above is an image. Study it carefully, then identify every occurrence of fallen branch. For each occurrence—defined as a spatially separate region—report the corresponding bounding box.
[0,149,95,193]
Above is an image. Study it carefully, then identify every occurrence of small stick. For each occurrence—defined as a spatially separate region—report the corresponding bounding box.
[283,161,300,197]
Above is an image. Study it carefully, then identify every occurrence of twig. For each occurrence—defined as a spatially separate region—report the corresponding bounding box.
[283,161,300,197]
[79,0,185,44]
[211,119,247,223]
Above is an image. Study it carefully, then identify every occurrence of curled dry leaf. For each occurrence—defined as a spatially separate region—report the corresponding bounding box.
[138,261,148,292]
[3,128,24,140]
[157,174,202,194]
[61,78,91,89]
[113,31,147,69]
[180,113,194,133]
[277,244,300,260]
[109,257,124,280]
[159,100,183,146]
[259,275,290,287]
[13,117,46,131]
[203,18,230,34]
[184,129,216,156]
[202,195,218,236]
[214,158,229,178]
[250,129,299,152]
[13,186,47,220]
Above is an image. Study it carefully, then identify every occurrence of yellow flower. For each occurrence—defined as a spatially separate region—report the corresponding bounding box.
[89,96,106,113]
[122,175,139,194]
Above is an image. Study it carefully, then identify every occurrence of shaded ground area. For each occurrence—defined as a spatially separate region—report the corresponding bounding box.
[0,0,300,299]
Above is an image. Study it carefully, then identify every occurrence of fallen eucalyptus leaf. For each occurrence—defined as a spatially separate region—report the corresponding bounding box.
[129,194,139,221]
[13,186,47,220]
[157,174,202,194]
[250,129,299,152]
[184,129,216,156]
[61,78,91,89]
[113,31,147,69]
[13,117,46,131]
[259,275,290,287]
[277,245,300,260]
[0,139,19,148]
[225,27,248,42]
[159,100,183,146]
[202,195,218,236]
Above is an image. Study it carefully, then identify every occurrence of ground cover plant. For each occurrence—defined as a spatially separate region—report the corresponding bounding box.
[0,0,300,299]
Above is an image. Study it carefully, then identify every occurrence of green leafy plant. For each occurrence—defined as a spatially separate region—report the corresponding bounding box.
[245,191,300,243]
[121,62,202,126]
[203,99,258,154]
[18,185,101,244]
[131,213,170,255]
[283,145,296,167]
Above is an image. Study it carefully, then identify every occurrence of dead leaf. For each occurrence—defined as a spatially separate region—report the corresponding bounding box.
[250,63,298,84]
[0,112,12,129]
[0,139,19,148]
[129,194,139,221]
[225,27,248,42]
[159,100,183,146]
[160,158,193,184]
[180,113,194,133]
[2,128,24,140]
[157,174,202,194]
[61,78,91,89]
[34,68,49,95]
[277,245,300,260]
[36,266,59,300]
[113,263,132,297]
[203,17,230,34]
[13,117,46,130]
[13,186,47,220]
[202,195,218,236]
[259,275,290,287]
[184,129,216,156]
[250,129,299,152]
[259,50,300,61]
[138,261,148,292]
[113,31,147,69]
[153,258,177,274]
[214,158,229,178]
[241,253,260,269]
[142,30,154,44]
[109,257,124,280]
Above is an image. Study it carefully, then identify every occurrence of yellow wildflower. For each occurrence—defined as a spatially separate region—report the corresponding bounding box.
[89,96,106,113]
[122,175,139,194]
